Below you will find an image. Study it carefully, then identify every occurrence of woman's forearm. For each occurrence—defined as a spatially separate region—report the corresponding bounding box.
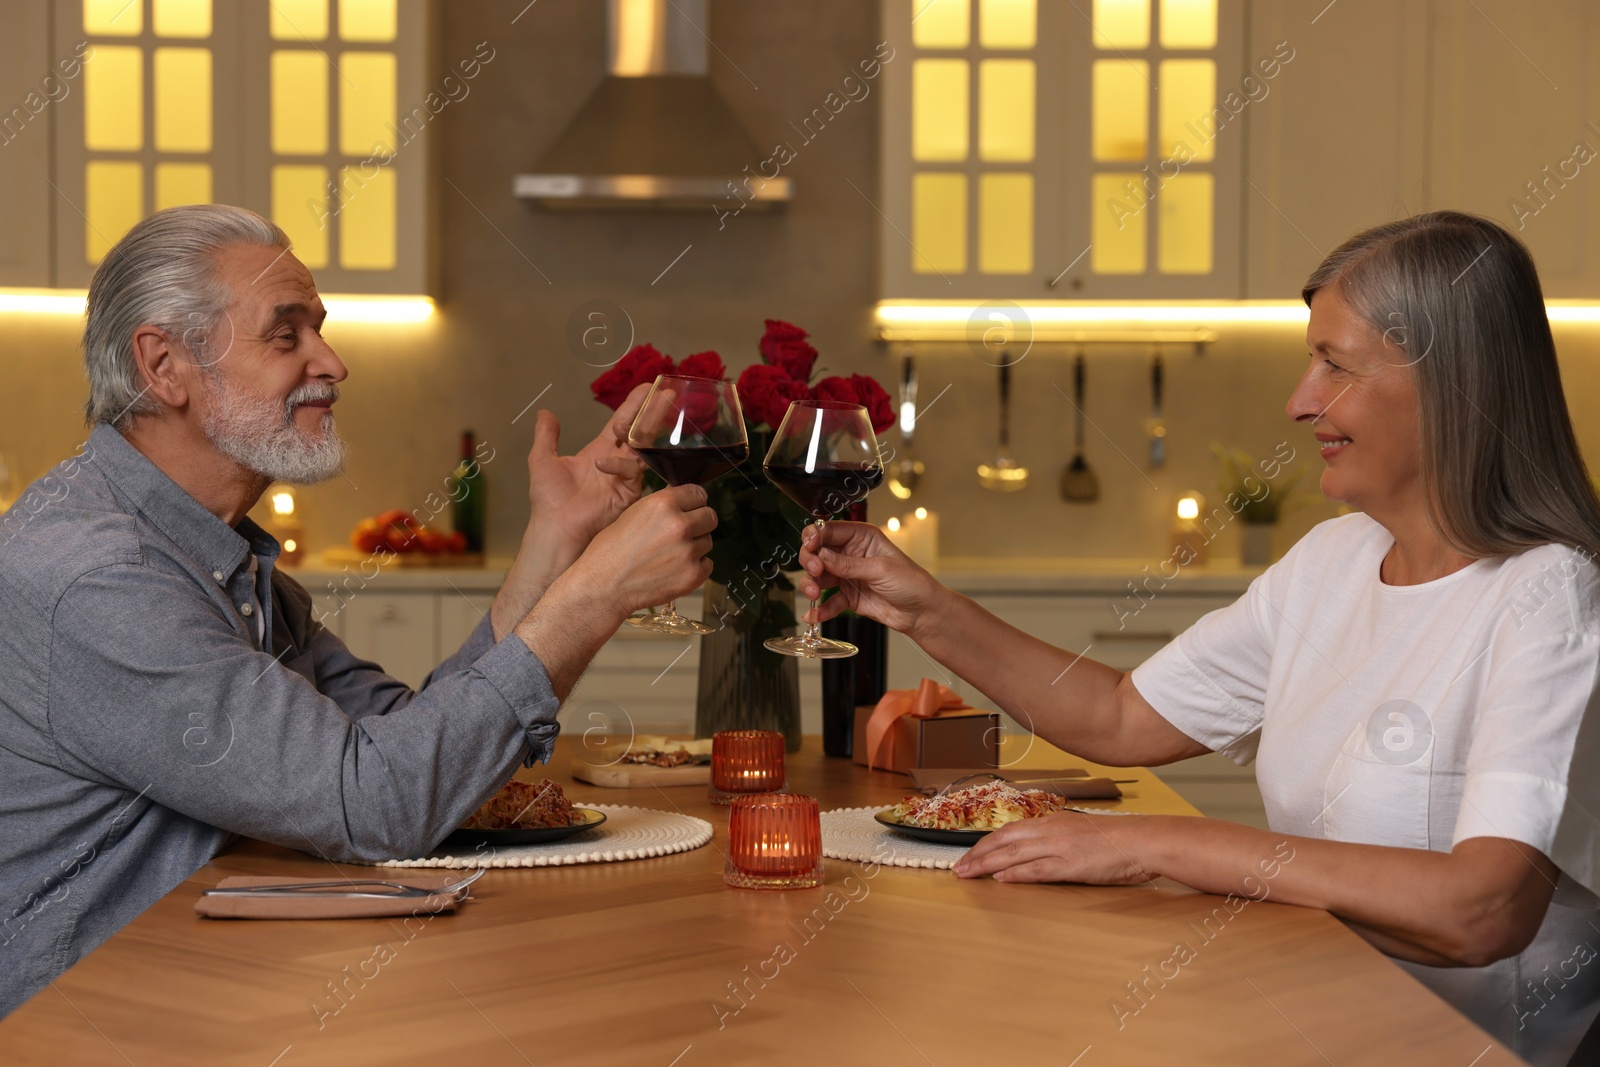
[1133,816,1556,967]
[907,587,1202,765]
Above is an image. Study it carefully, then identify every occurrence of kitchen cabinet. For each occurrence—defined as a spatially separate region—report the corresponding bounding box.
[339,592,439,690]
[38,0,432,292]
[1426,0,1600,298]
[879,0,1249,301]
[0,2,54,287]
[302,564,1246,727]
[1245,0,1600,299]
[1242,0,1431,298]
[300,561,1265,825]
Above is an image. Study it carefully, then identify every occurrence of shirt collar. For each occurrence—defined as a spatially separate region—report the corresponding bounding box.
[87,423,282,579]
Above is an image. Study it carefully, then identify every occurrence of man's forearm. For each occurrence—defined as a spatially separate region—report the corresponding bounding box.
[511,563,625,701]
[491,525,583,641]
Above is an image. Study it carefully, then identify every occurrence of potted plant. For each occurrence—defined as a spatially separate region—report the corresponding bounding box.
[1212,444,1304,565]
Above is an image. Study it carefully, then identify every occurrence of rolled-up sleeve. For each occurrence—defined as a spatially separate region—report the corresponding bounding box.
[46,563,559,862]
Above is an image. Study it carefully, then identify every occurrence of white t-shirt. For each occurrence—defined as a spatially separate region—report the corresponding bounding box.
[1131,513,1600,1067]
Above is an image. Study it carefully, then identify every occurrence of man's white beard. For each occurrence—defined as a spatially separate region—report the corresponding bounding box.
[201,372,346,484]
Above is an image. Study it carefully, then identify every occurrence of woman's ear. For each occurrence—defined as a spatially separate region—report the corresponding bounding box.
[129,325,192,412]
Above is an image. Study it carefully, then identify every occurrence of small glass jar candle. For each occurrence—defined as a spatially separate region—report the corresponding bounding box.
[709,729,785,805]
[724,793,824,890]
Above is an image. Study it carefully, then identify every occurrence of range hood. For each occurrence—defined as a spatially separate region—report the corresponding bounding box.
[514,0,791,212]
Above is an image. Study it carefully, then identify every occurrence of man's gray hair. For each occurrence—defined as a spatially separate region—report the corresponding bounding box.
[83,204,288,429]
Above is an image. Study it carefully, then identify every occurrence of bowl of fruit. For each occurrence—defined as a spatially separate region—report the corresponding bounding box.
[325,509,481,567]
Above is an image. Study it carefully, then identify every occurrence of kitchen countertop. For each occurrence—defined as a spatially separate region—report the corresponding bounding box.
[284,553,1262,597]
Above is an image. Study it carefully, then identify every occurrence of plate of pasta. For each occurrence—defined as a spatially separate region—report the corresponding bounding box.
[875,781,1068,845]
[444,779,607,846]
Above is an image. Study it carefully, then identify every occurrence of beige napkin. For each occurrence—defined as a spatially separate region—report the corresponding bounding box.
[194,875,467,920]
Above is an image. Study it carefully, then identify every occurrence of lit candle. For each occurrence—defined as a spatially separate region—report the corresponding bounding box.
[885,508,939,571]
[266,483,305,567]
[1170,491,1210,566]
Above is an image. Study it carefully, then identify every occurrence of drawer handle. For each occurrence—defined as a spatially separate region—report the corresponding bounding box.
[1092,630,1174,643]
[381,604,400,622]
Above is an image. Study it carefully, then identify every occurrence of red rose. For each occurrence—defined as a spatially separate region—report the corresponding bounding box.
[591,344,674,410]
[810,376,859,406]
[760,319,818,382]
[850,374,897,434]
[737,363,811,429]
[675,350,726,381]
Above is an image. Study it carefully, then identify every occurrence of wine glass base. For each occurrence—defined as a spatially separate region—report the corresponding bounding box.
[625,613,715,636]
[763,635,858,660]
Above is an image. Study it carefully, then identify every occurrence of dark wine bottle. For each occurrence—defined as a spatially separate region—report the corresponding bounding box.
[821,502,888,757]
[450,430,486,553]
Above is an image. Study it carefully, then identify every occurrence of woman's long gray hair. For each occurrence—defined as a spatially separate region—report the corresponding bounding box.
[83,204,288,428]
[1303,210,1600,561]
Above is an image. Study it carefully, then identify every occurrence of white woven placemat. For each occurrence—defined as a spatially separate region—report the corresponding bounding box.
[371,805,713,869]
[821,805,1137,871]
[822,806,969,869]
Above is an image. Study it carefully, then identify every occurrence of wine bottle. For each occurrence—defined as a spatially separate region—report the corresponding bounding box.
[821,502,888,757]
[450,430,486,553]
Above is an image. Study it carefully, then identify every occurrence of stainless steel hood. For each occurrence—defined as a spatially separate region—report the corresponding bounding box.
[514,0,791,211]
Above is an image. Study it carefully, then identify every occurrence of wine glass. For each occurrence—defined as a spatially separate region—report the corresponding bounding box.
[762,400,884,659]
[625,375,750,635]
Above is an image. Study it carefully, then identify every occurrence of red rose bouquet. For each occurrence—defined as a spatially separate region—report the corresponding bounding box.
[591,320,894,630]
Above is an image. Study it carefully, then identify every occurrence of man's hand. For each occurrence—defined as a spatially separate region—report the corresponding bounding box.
[527,384,648,551]
[513,484,717,699]
[490,385,650,638]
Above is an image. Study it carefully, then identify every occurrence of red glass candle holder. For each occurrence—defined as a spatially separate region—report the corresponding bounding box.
[709,730,785,805]
[724,793,824,890]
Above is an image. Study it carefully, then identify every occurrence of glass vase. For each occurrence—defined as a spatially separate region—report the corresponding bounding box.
[695,580,802,752]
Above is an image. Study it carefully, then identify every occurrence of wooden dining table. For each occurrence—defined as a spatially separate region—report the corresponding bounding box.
[2,735,1518,1066]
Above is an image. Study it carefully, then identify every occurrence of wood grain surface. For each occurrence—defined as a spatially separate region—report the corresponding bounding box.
[0,736,1516,1066]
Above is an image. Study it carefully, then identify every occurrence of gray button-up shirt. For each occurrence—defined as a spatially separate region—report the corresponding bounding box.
[0,424,560,1015]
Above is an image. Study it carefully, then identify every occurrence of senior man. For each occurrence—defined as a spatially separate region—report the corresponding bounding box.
[0,205,714,1013]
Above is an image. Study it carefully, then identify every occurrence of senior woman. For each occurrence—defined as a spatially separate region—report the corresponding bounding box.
[800,211,1600,1066]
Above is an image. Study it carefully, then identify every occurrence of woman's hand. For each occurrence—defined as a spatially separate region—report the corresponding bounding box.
[952,811,1159,886]
[796,520,943,637]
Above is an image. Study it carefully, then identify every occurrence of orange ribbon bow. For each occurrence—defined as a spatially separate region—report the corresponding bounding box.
[864,678,969,771]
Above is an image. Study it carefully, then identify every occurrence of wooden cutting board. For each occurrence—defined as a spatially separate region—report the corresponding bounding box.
[570,761,711,788]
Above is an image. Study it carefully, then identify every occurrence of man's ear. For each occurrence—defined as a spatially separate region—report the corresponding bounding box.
[129,325,192,412]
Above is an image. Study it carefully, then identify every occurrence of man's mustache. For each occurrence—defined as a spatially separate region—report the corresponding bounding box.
[285,382,339,419]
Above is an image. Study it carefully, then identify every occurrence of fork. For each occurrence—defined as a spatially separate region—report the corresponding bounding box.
[202,868,486,898]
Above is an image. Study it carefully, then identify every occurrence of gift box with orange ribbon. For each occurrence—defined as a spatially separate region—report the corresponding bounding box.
[851,679,1000,775]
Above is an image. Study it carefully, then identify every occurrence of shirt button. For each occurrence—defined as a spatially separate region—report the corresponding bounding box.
[213,571,225,583]
[240,603,254,617]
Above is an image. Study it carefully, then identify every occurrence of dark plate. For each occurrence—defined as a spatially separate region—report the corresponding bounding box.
[874,809,988,846]
[443,807,607,847]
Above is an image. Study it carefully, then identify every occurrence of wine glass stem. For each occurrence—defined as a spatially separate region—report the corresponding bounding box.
[803,518,824,643]
[663,600,678,617]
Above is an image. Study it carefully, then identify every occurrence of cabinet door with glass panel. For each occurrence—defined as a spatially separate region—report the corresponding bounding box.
[880,0,1244,300]
[51,0,429,293]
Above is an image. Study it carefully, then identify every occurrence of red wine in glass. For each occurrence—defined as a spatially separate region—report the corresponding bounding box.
[761,401,884,659]
[764,463,885,520]
[625,375,749,636]
[635,444,749,487]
